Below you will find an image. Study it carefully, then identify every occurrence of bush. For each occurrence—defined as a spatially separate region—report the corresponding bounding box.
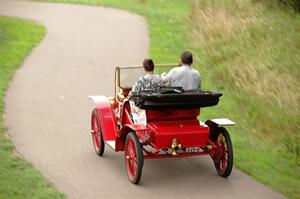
[280,0,300,10]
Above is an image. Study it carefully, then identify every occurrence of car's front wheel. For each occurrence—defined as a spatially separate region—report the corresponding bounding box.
[91,108,105,156]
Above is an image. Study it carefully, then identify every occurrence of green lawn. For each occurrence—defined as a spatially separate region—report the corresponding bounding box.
[35,0,300,198]
[0,16,65,199]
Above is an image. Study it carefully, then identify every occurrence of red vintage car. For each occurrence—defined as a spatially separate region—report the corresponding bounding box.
[89,64,235,184]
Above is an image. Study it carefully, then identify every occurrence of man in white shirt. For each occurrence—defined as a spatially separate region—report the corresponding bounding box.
[162,51,201,90]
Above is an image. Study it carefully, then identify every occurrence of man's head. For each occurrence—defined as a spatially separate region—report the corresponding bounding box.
[143,58,154,71]
[180,51,193,65]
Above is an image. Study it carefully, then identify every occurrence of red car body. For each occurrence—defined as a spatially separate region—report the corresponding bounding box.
[89,64,235,184]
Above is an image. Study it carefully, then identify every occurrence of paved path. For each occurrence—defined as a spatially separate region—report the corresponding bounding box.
[1,1,286,198]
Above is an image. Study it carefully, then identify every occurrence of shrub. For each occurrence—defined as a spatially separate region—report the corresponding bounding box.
[280,0,300,10]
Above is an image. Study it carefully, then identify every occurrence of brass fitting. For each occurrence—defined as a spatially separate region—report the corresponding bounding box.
[108,97,115,105]
[108,97,118,109]
[117,89,125,101]
[171,138,182,155]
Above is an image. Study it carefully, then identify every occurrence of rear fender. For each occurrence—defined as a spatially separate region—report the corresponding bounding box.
[89,96,118,141]
[205,118,235,140]
[116,124,150,151]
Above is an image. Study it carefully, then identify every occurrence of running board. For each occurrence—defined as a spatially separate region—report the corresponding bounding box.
[105,141,116,150]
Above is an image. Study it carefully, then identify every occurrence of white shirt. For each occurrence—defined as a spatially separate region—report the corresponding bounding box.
[162,65,201,90]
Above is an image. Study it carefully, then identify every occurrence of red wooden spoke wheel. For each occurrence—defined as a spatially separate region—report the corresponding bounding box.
[214,127,233,177]
[91,109,105,156]
[125,132,144,184]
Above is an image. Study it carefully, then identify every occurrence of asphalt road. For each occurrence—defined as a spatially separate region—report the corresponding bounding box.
[2,1,286,198]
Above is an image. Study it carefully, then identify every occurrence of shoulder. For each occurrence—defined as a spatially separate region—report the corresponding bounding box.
[192,68,200,75]
[168,66,180,71]
[169,66,181,74]
[152,74,162,80]
[147,74,162,83]
[137,76,145,82]
[135,76,147,85]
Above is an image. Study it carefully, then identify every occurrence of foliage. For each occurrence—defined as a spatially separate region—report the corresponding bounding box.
[280,0,300,10]
[189,0,300,197]
[0,16,65,199]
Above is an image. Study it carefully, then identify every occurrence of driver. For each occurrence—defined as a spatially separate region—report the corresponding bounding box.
[129,58,162,125]
[128,58,162,98]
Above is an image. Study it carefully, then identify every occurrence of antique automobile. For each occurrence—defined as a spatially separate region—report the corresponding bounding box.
[89,64,235,184]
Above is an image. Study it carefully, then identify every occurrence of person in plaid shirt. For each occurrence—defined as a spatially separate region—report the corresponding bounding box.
[129,59,162,125]
[129,59,162,98]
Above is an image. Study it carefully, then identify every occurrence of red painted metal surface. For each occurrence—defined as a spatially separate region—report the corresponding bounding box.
[89,96,118,141]
[147,120,210,149]
[116,124,149,151]
[117,100,132,128]
[146,109,200,122]
[124,124,148,131]
[90,97,211,156]
[90,65,234,183]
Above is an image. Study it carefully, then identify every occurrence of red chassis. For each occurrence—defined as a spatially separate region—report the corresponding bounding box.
[89,65,235,184]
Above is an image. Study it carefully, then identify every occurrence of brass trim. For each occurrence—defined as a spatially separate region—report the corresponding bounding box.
[171,138,182,155]
[116,63,178,70]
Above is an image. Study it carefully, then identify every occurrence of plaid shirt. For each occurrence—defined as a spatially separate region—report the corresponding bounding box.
[129,74,162,98]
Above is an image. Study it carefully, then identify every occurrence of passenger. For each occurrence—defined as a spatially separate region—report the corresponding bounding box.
[128,58,162,98]
[162,51,201,90]
[129,58,162,125]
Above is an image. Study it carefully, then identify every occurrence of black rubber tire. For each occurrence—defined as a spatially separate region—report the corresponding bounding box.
[124,132,144,184]
[214,127,233,178]
[91,108,105,156]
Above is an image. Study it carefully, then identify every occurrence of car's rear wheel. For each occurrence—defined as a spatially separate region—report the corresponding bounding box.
[91,108,105,156]
[124,132,144,184]
[213,127,233,177]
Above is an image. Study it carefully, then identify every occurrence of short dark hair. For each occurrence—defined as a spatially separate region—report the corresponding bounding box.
[181,51,193,65]
[143,58,154,71]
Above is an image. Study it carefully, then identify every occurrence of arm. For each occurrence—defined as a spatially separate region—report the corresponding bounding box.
[162,68,176,85]
[198,76,201,89]
[128,81,138,98]
[196,71,201,89]
[128,79,142,98]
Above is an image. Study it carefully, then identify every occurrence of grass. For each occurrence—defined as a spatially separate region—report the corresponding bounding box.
[0,16,65,199]
[5,0,300,198]
[189,1,300,198]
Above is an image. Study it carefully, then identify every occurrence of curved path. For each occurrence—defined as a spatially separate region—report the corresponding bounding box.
[2,1,286,198]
